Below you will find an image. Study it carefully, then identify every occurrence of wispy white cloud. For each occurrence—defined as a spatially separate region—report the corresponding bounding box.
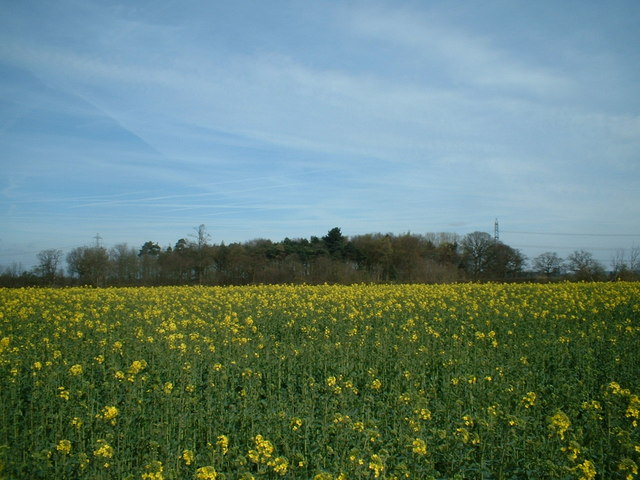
[347,5,572,97]
[0,14,576,174]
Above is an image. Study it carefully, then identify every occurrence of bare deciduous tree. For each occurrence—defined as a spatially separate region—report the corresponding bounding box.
[36,249,63,285]
[67,246,109,286]
[461,231,495,278]
[532,252,564,277]
[629,246,640,273]
[566,249,605,281]
[110,244,139,285]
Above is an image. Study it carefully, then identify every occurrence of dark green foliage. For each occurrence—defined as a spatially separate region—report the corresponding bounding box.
[4,227,636,287]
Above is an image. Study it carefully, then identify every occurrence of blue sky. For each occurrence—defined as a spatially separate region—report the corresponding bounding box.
[1,0,639,270]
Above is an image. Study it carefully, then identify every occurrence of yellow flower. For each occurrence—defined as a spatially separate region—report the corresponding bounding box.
[549,410,571,440]
[268,456,289,475]
[181,449,195,466]
[313,474,333,480]
[581,400,602,410]
[562,440,581,461]
[195,466,218,480]
[618,458,638,480]
[411,438,428,455]
[344,379,358,394]
[369,454,384,478]
[163,382,174,394]
[462,415,474,427]
[626,394,640,426]
[78,452,89,469]
[216,434,229,455]
[416,408,432,421]
[291,417,303,431]
[96,405,119,425]
[608,381,631,396]
[455,426,480,445]
[141,460,164,480]
[70,417,83,429]
[575,460,596,480]
[93,439,114,458]
[128,359,147,375]
[248,434,274,464]
[69,364,83,376]
[456,427,470,443]
[57,386,70,401]
[521,391,537,408]
[56,439,71,455]
[370,378,382,391]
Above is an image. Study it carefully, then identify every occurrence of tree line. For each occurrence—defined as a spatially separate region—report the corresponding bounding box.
[1,226,638,287]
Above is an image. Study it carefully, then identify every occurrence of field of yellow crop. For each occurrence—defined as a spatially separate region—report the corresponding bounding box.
[1,283,639,479]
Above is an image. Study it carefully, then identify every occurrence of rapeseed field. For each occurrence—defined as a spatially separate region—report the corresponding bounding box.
[1,283,639,479]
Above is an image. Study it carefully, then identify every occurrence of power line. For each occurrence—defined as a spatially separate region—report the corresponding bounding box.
[0,244,80,258]
[503,231,640,238]
[510,244,631,252]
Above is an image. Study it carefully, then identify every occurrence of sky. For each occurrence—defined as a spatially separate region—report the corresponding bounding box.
[1,0,639,271]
